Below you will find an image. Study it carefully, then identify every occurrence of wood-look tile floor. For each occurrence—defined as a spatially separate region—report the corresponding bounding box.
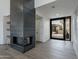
[0,40,77,59]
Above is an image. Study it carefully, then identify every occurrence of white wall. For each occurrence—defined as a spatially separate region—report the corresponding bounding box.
[71,8,78,56]
[36,10,50,42]
[41,18,50,42]
[0,16,10,44]
[0,16,4,44]
[3,16,10,44]
[0,0,10,44]
[35,0,56,8]
[0,0,10,16]
[35,15,42,41]
[37,18,50,42]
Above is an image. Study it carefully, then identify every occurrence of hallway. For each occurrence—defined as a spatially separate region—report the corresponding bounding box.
[0,40,77,59]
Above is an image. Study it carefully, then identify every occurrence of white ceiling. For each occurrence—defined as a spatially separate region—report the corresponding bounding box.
[35,0,56,8]
[36,0,78,18]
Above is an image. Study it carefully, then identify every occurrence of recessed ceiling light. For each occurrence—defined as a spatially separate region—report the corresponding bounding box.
[52,6,55,8]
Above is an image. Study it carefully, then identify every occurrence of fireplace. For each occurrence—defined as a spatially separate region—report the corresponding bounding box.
[10,0,35,53]
[12,36,32,46]
[11,36,34,53]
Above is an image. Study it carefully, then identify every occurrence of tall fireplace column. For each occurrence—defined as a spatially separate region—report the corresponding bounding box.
[10,0,35,53]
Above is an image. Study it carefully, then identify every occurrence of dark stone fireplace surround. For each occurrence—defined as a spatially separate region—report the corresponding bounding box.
[10,0,35,53]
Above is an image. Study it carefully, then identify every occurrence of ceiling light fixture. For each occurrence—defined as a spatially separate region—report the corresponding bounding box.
[52,6,55,8]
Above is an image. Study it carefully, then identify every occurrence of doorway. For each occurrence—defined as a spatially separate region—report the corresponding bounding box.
[50,16,71,41]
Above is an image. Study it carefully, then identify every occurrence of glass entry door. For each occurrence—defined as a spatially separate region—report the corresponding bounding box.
[50,16,71,41]
[50,18,65,40]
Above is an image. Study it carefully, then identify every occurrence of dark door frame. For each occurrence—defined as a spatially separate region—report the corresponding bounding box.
[50,16,71,41]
